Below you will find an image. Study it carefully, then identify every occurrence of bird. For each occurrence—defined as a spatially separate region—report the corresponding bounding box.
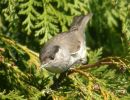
[39,13,93,73]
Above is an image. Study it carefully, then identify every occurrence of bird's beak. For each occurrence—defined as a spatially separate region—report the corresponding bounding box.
[40,63,48,69]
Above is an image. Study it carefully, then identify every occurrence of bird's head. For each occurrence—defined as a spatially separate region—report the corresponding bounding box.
[40,45,70,73]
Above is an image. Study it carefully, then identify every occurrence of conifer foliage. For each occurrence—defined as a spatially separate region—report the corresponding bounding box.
[0,0,130,99]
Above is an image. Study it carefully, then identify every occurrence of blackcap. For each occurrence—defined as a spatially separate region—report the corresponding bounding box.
[40,13,93,73]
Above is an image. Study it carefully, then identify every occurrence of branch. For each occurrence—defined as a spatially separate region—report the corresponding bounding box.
[76,56,128,70]
[69,68,93,80]
[0,35,40,68]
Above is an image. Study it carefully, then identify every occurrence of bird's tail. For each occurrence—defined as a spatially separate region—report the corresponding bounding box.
[70,13,93,31]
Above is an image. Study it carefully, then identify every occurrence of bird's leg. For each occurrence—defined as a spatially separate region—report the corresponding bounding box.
[81,56,89,65]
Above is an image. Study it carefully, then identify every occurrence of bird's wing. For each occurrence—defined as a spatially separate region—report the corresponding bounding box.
[43,31,82,55]
[68,39,81,54]
[55,32,81,54]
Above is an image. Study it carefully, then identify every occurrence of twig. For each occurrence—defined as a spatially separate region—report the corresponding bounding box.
[77,61,117,70]
[76,57,128,70]
[0,36,40,68]
[69,68,94,80]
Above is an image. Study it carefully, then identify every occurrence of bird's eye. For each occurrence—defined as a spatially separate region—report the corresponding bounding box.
[49,55,54,60]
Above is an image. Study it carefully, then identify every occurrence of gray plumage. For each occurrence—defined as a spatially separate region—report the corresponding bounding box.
[40,13,93,73]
